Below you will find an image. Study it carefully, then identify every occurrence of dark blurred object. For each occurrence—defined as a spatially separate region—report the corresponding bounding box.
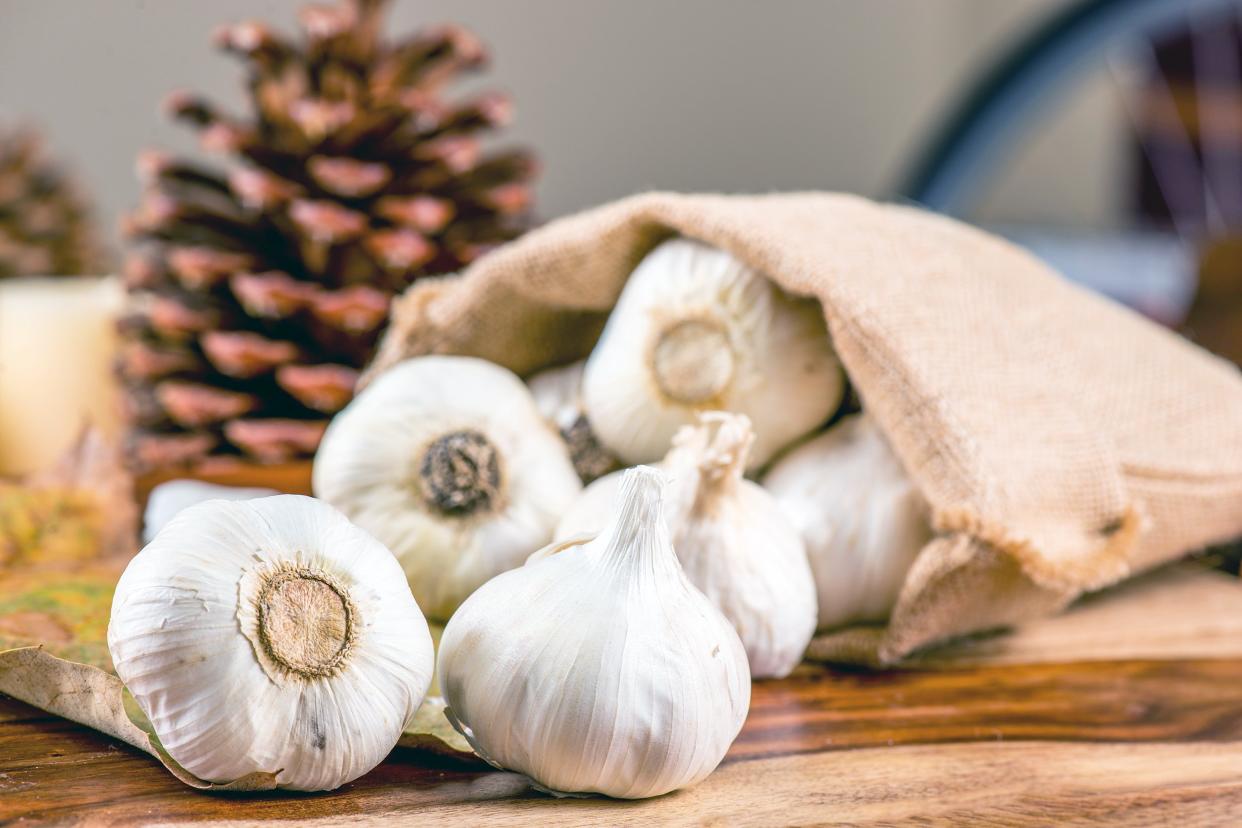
[1200,539,1242,576]
[1130,9,1242,362]
[119,0,536,476]
[1185,234,1242,363]
[1132,10,1242,231]
[0,127,107,278]
[899,0,1238,326]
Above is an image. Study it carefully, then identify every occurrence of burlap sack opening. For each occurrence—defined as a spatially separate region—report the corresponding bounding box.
[366,192,1242,665]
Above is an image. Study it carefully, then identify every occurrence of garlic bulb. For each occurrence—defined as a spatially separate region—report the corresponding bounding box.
[581,238,844,470]
[763,414,931,630]
[439,466,751,799]
[527,359,620,483]
[313,356,582,621]
[109,495,433,791]
[556,413,816,678]
[142,479,277,543]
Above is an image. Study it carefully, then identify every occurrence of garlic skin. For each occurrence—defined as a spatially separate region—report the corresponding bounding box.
[763,414,931,631]
[109,495,433,791]
[527,360,620,483]
[142,479,277,543]
[556,413,816,678]
[313,356,582,621]
[439,466,751,799]
[581,238,844,470]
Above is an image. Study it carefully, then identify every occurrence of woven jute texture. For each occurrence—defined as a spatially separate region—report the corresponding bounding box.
[368,192,1242,664]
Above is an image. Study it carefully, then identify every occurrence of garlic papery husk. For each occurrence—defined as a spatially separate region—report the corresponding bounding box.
[555,412,816,678]
[763,414,931,631]
[108,495,433,791]
[438,466,751,799]
[581,238,845,470]
[313,356,582,621]
[142,479,277,543]
[527,359,620,483]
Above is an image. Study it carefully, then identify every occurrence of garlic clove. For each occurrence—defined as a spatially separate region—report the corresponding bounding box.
[142,478,277,543]
[763,414,931,631]
[439,466,751,799]
[313,356,582,621]
[108,494,433,791]
[556,412,817,678]
[527,359,620,483]
[581,238,844,470]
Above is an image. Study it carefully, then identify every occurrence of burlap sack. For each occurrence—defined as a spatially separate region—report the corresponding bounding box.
[366,192,1242,665]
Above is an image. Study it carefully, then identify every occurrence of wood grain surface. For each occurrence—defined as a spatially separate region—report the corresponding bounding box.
[3,565,1242,826]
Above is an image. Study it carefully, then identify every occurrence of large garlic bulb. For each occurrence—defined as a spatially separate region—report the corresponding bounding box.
[581,238,844,470]
[313,356,582,621]
[763,414,931,630]
[108,495,433,791]
[556,413,816,678]
[527,359,619,483]
[439,466,751,799]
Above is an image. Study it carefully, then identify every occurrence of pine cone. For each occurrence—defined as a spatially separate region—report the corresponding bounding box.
[0,127,107,278]
[120,0,536,474]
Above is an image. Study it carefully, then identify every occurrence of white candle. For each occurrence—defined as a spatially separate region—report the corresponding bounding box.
[0,276,124,477]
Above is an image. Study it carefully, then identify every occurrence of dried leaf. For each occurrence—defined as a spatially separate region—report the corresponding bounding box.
[32,428,138,561]
[1,428,137,569]
[0,566,119,669]
[0,646,278,791]
[397,695,477,760]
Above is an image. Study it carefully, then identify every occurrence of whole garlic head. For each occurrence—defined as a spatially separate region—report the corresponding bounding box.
[109,495,433,791]
[581,238,844,470]
[313,356,582,621]
[439,466,751,799]
[527,359,620,483]
[556,413,817,678]
[763,414,931,631]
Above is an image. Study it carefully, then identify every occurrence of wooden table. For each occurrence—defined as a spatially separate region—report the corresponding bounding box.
[4,566,1242,826]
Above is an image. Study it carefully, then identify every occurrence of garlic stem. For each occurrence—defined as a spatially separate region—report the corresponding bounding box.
[600,466,672,574]
[667,412,754,517]
[692,412,753,484]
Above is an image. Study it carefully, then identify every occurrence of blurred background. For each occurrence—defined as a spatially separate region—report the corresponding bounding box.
[1,0,1241,480]
[0,1,1122,235]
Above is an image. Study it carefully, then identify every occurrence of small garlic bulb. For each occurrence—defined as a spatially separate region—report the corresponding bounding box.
[439,466,751,799]
[313,356,582,621]
[527,359,620,483]
[108,495,433,791]
[556,413,816,678]
[581,238,844,470]
[763,414,931,630]
[142,479,276,543]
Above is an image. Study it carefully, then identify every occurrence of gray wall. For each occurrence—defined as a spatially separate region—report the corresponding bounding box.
[0,0,1101,254]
